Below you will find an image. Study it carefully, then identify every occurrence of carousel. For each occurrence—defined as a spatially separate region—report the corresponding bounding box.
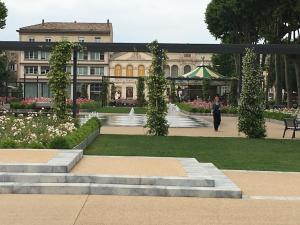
[173,65,236,101]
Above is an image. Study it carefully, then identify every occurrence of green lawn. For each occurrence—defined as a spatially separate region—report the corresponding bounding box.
[85,135,300,172]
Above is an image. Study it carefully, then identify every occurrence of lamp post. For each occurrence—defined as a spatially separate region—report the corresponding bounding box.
[72,48,78,118]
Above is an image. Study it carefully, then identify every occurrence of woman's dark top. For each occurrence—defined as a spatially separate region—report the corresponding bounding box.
[212,102,221,116]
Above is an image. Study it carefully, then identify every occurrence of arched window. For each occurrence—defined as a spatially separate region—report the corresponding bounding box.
[164,65,170,77]
[171,65,179,78]
[138,65,145,76]
[184,65,191,74]
[114,65,122,76]
[126,65,133,77]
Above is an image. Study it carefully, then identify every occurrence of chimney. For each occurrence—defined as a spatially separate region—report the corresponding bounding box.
[42,19,45,25]
[74,21,77,23]
[107,19,110,26]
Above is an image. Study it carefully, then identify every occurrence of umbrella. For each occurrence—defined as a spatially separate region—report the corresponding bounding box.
[182,65,224,79]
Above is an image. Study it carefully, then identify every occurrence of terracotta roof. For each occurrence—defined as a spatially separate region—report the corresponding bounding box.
[17,22,112,35]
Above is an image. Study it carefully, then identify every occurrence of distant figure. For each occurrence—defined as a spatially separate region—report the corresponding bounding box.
[212,94,221,132]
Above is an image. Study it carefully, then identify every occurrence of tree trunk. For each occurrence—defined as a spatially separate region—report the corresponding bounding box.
[275,54,282,105]
[284,55,292,108]
[265,55,274,108]
[295,61,300,106]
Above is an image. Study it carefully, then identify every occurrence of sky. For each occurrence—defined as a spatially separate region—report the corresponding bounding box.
[0,0,218,44]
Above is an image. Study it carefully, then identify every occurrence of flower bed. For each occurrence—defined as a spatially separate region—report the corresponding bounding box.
[177,101,238,114]
[178,101,298,121]
[9,98,95,110]
[0,113,101,149]
[264,108,297,121]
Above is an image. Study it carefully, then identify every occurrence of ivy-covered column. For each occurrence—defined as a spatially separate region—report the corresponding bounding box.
[145,41,169,136]
[238,48,266,138]
[48,41,78,119]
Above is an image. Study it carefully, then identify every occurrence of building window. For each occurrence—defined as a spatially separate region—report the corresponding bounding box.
[90,67,104,76]
[77,67,88,75]
[95,37,101,43]
[126,65,133,77]
[24,51,38,60]
[126,87,133,99]
[45,38,52,42]
[78,37,85,43]
[114,65,122,76]
[24,66,38,75]
[221,86,230,96]
[41,66,50,75]
[164,65,170,77]
[184,54,191,58]
[41,51,51,60]
[9,64,17,71]
[138,65,145,76]
[66,66,72,74]
[184,65,192,74]
[28,37,35,42]
[78,51,88,60]
[171,65,178,78]
[90,52,104,61]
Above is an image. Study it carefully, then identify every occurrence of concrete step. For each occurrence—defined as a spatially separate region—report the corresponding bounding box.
[0,150,83,173]
[0,173,215,187]
[0,182,242,198]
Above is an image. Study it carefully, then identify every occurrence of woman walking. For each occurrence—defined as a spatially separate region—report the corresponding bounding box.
[212,94,221,131]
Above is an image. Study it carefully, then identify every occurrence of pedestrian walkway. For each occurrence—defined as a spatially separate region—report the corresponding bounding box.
[101,116,298,139]
[0,170,299,225]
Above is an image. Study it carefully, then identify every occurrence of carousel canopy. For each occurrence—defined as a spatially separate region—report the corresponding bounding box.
[182,65,224,79]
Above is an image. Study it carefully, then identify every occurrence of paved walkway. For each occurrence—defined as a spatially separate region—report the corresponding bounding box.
[71,156,187,177]
[101,116,299,139]
[1,170,300,225]
[0,149,58,163]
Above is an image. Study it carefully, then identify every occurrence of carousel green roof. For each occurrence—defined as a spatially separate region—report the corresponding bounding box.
[182,65,224,79]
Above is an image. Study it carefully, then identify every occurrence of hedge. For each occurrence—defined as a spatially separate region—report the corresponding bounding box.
[49,117,101,149]
[177,102,295,121]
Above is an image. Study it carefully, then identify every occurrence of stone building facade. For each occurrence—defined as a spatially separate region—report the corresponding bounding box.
[15,20,212,100]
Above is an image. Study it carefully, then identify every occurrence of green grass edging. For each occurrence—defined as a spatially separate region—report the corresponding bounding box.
[49,117,101,149]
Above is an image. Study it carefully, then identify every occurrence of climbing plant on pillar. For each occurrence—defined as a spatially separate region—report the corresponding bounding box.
[146,41,169,136]
[238,48,266,138]
[137,77,146,106]
[48,41,79,119]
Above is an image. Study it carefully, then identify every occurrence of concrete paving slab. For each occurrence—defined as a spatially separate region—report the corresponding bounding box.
[75,195,300,225]
[71,156,187,177]
[0,194,87,225]
[224,170,300,197]
[0,149,58,163]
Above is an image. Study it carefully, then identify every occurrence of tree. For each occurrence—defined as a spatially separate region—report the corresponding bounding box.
[169,80,176,103]
[238,48,266,138]
[48,41,76,119]
[80,84,88,99]
[110,83,116,101]
[137,77,146,106]
[101,78,109,107]
[0,1,7,30]
[211,54,235,77]
[145,41,169,136]
[202,79,210,101]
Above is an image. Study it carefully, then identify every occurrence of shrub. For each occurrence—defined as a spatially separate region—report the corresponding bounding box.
[238,48,266,138]
[146,41,169,136]
[0,139,17,148]
[49,117,101,149]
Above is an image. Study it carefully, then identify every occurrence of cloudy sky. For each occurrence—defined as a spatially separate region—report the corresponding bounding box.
[1,0,218,43]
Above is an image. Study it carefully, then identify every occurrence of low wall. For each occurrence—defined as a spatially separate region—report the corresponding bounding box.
[73,128,100,150]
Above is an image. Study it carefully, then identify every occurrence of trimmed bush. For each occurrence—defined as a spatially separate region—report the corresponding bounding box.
[49,117,101,149]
